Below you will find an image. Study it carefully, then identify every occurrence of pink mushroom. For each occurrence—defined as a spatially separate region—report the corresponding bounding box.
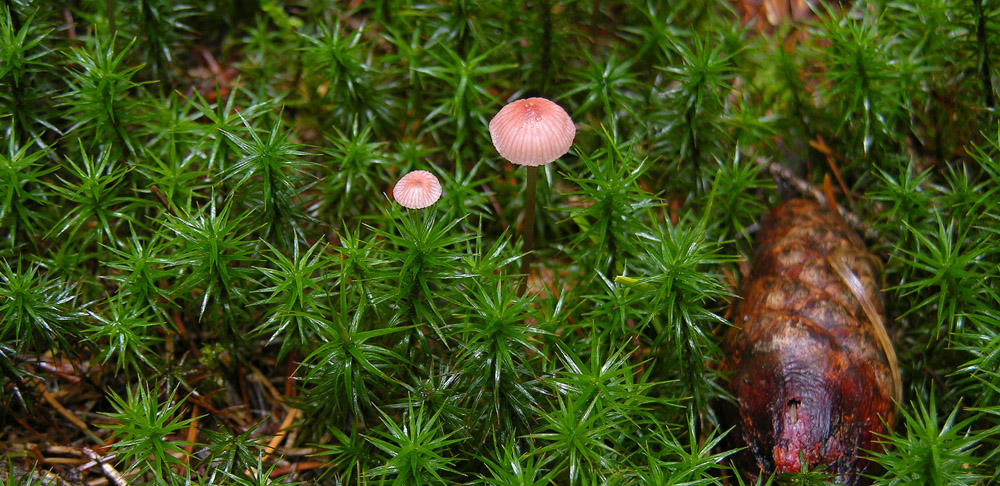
[488,97,575,294]
[489,97,576,167]
[393,170,442,209]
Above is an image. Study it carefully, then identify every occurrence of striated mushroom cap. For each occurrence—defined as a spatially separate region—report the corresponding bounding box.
[393,170,442,209]
[489,97,575,167]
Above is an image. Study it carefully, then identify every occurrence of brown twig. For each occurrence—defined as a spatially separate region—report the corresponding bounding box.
[810,136,854,204]
[183,391,227,418]
[35,457,88,466]
[13,414,53,443]
[44,445,84,456]
[183,405,200,463]
[262,408,299,463]
[36,382,103,446]
[62,8,76,41]
[28,444,46,463]
[149,185,179,219]
[822,174,838,213]
[269,460,326,477]
[81,449,127,486]
[200,46,222,78]
[241,408,300,479]
[284,355,297,398]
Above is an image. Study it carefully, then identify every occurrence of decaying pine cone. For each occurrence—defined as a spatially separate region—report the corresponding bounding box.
[721,199,901,485]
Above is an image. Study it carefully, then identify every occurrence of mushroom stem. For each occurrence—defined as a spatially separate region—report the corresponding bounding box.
[488,97,574,295]
[518,166,538,295]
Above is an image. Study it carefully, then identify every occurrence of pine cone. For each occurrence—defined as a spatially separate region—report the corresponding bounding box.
[721,199,900,485]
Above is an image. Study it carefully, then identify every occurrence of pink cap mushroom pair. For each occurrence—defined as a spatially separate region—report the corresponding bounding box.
[392,97,574,214]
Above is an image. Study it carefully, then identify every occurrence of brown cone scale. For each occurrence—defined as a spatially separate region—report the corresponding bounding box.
[721,199,900,486]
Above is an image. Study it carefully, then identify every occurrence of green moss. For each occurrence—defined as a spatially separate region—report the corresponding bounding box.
[0,0,997,484]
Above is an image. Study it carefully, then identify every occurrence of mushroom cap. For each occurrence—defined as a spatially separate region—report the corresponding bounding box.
[489,97,576,167]
[393,170,442,209]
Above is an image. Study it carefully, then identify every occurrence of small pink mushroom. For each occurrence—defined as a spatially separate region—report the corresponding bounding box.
[392,170,442,209]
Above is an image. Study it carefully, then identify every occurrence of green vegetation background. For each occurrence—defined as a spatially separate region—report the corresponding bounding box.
[1,0,998,484]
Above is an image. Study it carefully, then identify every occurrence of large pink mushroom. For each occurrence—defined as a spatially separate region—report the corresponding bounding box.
[488,97,575,292]
[489,97,576,167]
